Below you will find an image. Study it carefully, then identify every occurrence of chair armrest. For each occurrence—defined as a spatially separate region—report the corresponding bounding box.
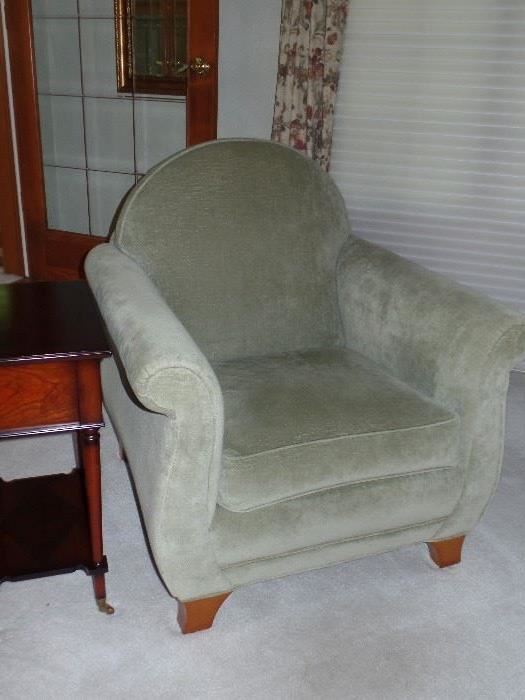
[336,237,525,395]
[85,245,230,601]
[85,244,221,420]
[337,237,525,537]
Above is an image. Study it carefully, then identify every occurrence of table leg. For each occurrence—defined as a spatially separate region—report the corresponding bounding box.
[78,428,114,614]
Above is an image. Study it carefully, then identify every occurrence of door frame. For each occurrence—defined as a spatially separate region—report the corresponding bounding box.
[0,7,25,276]
[3,0,219,280]
[187,0,219,145]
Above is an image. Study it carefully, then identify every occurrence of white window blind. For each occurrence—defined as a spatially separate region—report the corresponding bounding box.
[331,0,525,366]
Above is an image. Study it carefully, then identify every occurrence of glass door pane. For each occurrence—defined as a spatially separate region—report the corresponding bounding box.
[31,0,186,238]
[131,0,187,178]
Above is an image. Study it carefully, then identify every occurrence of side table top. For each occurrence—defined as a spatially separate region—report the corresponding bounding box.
[0,281,111,364]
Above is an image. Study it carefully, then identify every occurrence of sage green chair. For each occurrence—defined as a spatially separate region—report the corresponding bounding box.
[85,139,525,634]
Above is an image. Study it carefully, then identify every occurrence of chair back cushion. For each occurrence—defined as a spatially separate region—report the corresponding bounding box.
[112,139,350,361]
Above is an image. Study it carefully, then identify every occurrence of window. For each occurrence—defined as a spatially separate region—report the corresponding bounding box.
[331,0,525,328]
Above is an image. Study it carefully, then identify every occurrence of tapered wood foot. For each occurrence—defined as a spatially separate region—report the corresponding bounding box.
[426,535,465,568]
[177,592,231,634]
[96,597,115,615]
[93,571,114,614]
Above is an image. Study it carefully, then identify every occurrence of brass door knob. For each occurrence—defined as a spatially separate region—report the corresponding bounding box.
[173,57,211,76]
[189,57,211,76]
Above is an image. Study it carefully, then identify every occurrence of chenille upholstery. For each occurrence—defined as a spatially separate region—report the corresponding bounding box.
[85,139,525,609]
[215,348,460,513]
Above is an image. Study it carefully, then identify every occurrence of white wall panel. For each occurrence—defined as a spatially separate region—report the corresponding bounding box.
[218,0,281,139]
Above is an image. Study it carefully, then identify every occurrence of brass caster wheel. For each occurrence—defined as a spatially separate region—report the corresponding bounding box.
[96,597,115,615]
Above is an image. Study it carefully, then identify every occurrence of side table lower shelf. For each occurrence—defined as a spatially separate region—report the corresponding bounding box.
[0,281,113,614]
[0,469,111,612]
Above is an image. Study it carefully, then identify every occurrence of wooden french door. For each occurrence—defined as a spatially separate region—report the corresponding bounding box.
[0,13,24,276]
[2,0,218,280]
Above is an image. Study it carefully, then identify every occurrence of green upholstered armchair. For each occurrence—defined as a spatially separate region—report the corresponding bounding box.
[85,139,525,634]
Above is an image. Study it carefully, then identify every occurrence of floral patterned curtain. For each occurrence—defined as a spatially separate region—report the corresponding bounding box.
[271,0,350,171]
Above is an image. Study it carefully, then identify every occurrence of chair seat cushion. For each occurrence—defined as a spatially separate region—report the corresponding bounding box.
[214,348,460,512]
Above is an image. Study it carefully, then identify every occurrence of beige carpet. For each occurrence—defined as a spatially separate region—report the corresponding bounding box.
[1,371,525,699]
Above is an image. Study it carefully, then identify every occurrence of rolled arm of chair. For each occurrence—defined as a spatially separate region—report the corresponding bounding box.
[85,244,231,600]
[337,237,525,537]
[85,244,221,420]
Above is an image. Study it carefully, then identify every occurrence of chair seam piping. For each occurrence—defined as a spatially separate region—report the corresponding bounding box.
[219,464,457,512]
[224,415,459,462]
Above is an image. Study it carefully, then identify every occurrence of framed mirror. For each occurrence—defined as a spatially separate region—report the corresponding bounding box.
[115,0,187,96]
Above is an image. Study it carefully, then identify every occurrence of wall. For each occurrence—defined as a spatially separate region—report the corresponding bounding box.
[218,0,281,139]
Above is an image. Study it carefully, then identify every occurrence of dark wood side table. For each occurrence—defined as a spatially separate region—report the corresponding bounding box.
[0,281,114,613]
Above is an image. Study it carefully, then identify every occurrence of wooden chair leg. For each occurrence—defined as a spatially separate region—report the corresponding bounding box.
[177,592,231,634]
[426,535,465,568]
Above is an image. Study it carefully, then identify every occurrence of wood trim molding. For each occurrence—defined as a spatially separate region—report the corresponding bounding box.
[4,0,46,278]
[45,230,107,281]
[186,0,218,145]
[0,10,25,275]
